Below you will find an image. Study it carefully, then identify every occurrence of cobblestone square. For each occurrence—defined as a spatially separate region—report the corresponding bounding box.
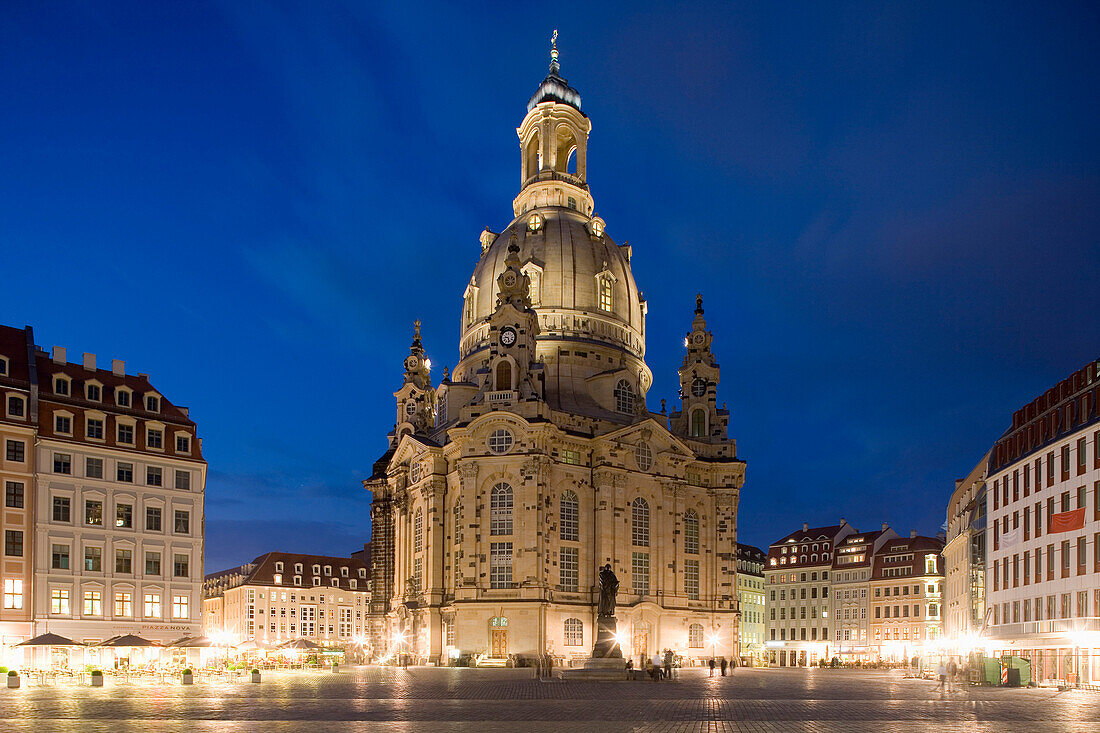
[1,667,1097,732]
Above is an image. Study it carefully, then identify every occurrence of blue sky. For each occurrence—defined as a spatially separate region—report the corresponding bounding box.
[2,2,1098,571]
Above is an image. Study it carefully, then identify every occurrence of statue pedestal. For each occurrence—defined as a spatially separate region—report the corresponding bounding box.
[559,616,628,680]
[590,617,623,659]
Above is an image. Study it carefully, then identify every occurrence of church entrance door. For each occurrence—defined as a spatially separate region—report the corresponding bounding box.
[491,629,508,658]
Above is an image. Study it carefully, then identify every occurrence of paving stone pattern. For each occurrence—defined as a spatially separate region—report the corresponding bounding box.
[1,667,1097,732]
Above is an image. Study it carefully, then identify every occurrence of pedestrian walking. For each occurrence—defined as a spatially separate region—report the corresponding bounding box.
[936,660,946,690]
[663,649,673,681]
[709,658,716,677]
[720,657,728,676]
[947,658,958,692]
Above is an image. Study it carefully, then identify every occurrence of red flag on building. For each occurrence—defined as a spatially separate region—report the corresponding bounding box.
[1050,507,1086,533]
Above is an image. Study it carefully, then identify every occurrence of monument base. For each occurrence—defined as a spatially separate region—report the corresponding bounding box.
[591,617,623,659]
[558,616,629,680]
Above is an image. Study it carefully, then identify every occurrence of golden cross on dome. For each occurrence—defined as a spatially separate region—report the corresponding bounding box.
[551,29,558,51]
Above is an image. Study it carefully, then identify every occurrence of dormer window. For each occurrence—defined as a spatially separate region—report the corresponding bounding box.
[0,356,7,376]
[359,568,366,578]
[147,428,163,450]
[145,395,160,412]
[116,389,131,407]
[54,376,70,396]
[312,564,320,575]
[340,566,349,577]
[527,213,543,232]
[350,579,357,589]
[589,217,605,237]
[294,576,302,586]
[274,561,284,572]
[294,563,303,573]
[86,383,101,401]
[324,565,332,576]
[175,434,191,453]
[312,576,321,586]
[273,573,282,584]
[55,414,72,435]
[331,578,339,587]
[595,271,616,312]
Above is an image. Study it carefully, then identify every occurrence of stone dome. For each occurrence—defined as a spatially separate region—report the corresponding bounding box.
[458,206,646,362]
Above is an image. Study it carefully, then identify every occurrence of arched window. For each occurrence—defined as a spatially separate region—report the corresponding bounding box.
[490,483,513,536]
[436,396,447,427]
[560,490,578,542]
[413,508,423,554]
[691,409,706,437]
[564,618,583,646]
[631,497,649,547]
[614,380,635,414]
[684,510,699,555]
[463,290,475,327]
[496,361,512,391]
[688,623,703,648]
[598,276,614,311]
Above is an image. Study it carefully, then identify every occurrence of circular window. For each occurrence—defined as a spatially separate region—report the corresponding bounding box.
[410,462,421,484]
[488,429,514,454]
[634,442,652,471]
[591,218,604,237]
[405,401,417,416]
[691,378,706,397]
[527,213,543,232]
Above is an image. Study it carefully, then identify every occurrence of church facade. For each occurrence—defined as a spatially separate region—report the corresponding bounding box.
[364,43,745,667]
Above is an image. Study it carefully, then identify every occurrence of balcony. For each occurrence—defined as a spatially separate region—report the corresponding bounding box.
[487,390,517,404]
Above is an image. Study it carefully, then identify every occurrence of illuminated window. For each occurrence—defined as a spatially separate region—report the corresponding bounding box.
[527,213,543,231]
[51,588,69,614]
[490,542,513,588]
[632,552,650,595]
[173,595,189,619]
[3,578,23,609]
[115,592,132,617]
[144,593,161,618]
[83,590,102,615]
[684,558,699,600]
[598,276,614,311]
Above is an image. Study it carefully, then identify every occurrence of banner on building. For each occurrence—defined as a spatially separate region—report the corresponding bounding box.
[1049,507,1085,533]
[1000,525,1022,548]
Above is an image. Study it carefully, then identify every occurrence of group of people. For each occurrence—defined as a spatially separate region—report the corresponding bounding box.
[708,657,731,677]
[627,649,679,680]
[935,658,962,692]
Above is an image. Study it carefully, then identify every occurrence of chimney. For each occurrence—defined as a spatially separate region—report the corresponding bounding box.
[839,517,847,527]
[51,346,66,364]
[802,522,809,532]
[882,522,888,532]
[83,353,96,371]
[112,359,125,377]
[910,530,917,539]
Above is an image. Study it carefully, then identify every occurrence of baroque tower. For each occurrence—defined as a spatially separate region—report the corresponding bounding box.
[365,36,746,668]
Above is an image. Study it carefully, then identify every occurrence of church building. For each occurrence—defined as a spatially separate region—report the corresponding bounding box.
[364,40,746,667]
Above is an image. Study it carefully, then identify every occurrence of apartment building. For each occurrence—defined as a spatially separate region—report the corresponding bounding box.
[764,520,856,666]
[0,327,36,649]
[830,526,899,659]
[736,543,766,665]
[0,324,207,654]
[984,358,1100,685]
[868,534,944,660]
[203,552,371,650]
[943,455,988,648]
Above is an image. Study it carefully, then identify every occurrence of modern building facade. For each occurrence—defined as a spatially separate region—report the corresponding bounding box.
[365,44,746,668]
[868,534,944,661]
[764,521,855,666]
[0,324,207,659]
[943,454,988,649]
[984,358,1100,685]
[202,552,371,651]
[736,543,766,665]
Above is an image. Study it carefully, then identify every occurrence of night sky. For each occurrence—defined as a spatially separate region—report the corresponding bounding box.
[2,2,1098,572]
